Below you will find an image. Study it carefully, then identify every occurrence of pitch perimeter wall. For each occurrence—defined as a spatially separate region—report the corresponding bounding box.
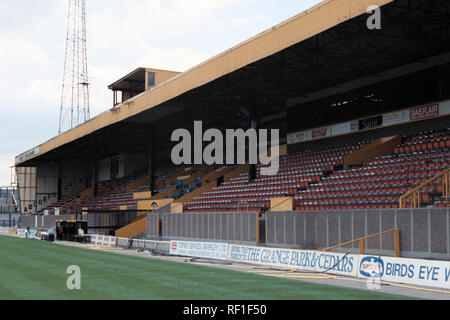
[266,209,450,260]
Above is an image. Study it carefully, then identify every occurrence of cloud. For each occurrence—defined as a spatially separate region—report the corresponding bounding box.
[87,0,240,48]
[136,42,211,72]
[0,36,48,65]
[230,13,272,28]
[27,78,60,106]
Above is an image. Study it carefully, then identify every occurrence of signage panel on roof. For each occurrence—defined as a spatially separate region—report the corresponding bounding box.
[288,101,446,145]
[15,148,40,164]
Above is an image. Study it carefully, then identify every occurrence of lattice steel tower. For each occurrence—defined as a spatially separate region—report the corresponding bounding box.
[58,0,90,134]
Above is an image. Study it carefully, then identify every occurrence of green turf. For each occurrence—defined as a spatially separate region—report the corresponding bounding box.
[0,235,416,300]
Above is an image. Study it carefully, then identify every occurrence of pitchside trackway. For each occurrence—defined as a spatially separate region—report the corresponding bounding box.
[0,236,414,300]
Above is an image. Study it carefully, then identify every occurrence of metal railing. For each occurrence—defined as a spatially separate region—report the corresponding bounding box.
[0,219,18,228]
[399,168,450,208]
[323,228,400,257]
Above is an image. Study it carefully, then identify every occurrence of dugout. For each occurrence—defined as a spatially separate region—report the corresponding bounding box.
[56,219,88,242]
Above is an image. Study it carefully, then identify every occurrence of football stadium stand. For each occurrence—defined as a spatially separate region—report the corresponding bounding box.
[296,129,450,210]
[184,142,369,213]
[13,0,450,258]
[183,129,450,213]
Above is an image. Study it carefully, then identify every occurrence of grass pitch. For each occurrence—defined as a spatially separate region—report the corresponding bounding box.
[0,235,414,300]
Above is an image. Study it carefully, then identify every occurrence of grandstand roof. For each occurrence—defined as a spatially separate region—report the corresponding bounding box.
[107,67,180,92]
[16,0,450,166]
[107,67,148,92]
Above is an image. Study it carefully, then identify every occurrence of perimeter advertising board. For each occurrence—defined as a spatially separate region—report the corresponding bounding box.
[170,240,228,261]
[228,244,359,277]
[168,241,450,290]
[92,234,117,247]
[358,255,450,289]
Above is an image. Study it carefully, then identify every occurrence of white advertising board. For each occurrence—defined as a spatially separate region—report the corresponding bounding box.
[288,100,450,145]
[383,110,410,126]
[358,255,450,289]
[92,234,117,247]
[228,244,359,277]
[168,241,450,290]
[170,240,229,261]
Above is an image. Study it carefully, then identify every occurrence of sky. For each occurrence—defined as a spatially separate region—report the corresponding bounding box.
[0,0,322,186]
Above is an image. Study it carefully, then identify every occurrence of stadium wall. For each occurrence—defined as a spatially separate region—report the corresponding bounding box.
[147,213,160,237]
[16,167,36,215]
[266,209,450,260]
[17,161,90,215]
[158,212,259,245]
[21,214,73,229]
[20,208,450,260]
[36,164,58,212]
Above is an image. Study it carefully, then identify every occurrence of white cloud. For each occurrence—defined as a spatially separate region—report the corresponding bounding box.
[230,13,272,28]
[0,36,49,66]
[136,42,211,72]
[87,0,239,48]
[27,78,60,106]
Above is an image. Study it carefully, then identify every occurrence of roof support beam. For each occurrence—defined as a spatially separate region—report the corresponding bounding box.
[287,51,450,107]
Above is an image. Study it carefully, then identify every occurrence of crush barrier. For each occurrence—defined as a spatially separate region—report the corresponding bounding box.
[323,228,400,257]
